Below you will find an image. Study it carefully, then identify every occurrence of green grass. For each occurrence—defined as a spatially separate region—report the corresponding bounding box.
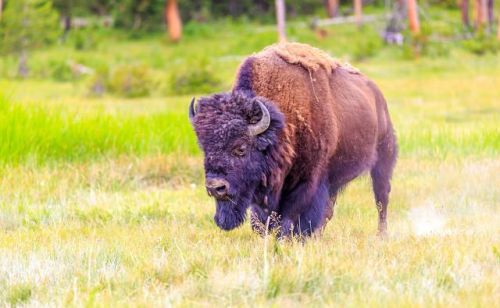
[0,95,198,164]
[0,10,500,307]
[0,93,497,165]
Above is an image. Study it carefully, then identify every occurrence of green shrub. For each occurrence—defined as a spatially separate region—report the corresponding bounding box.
[87,64,110,97]
[351,28,383,61]
[108,64,156,98]
[49,59,74,82]
[462,33,500,55]
[408,23,451,58]
[425,41,451,57]
[18,57,91,82]
[168,59,222,95]
[400,30,430,59]
[85,64,157,98]
[428,0,456,8]
[71,29,101,51]
[87,73,108,97]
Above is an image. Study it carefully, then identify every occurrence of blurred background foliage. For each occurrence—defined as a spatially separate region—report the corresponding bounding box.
[0,0,499,97]
[2,0,496,32]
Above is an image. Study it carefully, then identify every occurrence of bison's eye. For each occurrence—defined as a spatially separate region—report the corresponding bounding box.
[232,144,247,157]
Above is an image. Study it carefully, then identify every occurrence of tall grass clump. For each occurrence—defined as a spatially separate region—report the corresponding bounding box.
[108,64,157,97]
[0,96,199,165]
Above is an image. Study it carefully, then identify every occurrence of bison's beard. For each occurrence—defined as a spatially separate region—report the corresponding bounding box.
[214,198,250,231]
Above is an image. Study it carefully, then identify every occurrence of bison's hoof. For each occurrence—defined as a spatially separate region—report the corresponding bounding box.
[377,224,388,239]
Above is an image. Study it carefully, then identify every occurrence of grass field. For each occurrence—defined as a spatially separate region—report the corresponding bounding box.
[1,15,500,306]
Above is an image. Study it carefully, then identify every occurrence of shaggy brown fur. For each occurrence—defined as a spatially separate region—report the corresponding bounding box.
[233,42,397,235]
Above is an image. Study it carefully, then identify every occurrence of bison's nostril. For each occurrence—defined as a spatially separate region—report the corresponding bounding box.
[206,178,230,199]
[215,185,226,193]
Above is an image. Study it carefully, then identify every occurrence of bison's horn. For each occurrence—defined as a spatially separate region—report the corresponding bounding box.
[188,97,196,124]
[248,100,271,136]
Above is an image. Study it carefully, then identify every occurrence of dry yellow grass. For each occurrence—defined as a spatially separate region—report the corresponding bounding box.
[0,152,498,306]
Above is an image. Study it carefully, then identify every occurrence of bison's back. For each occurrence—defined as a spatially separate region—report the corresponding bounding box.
[234,42,387,181]
[234,44,338,170]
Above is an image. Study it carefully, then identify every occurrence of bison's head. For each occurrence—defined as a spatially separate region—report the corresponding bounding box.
[189,91,284,231]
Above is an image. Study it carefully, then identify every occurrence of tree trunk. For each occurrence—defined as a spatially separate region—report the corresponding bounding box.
[62,0,73,40]
[475,0,487,28]
[133,13,142,30]
[18,50,29,78]
[486,0,493,26]
[480,0,488,26]
[325,0,338,18]
[354,0,363,27]
[461,0,470,27]
[275,0,286,42]
[0,0,3,21]
[64,15,72,32]
[407,0,421,34]
[228,0,239,17]
[165,0,182,42]
[61,15,72,41]
[498,15,500,40]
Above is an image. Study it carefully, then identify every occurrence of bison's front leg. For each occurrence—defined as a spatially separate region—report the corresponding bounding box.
[250,205,269,236]
[278,179,330,237]
[250,205,281,236]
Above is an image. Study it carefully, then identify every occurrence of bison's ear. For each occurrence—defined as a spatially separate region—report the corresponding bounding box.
[245,99,261,124]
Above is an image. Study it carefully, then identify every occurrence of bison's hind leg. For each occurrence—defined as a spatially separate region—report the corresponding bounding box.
[371,131,397,236]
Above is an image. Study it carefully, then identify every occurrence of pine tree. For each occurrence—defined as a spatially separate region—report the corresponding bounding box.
[0,0,59,77]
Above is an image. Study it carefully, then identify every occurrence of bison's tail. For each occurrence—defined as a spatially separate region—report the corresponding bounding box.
[371,124,397,236]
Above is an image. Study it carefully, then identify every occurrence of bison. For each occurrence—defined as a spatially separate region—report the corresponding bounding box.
[189,43,397,237]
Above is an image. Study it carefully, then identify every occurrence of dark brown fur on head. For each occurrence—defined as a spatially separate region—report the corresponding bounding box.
[191,91,285,231]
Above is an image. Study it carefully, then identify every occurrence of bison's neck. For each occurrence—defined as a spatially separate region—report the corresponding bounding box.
[252,123,295,212]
